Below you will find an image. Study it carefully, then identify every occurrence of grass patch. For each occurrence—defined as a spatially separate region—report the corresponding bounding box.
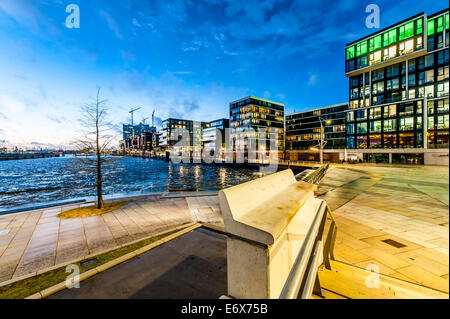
[58,201,130,219]
[0,226,189,299]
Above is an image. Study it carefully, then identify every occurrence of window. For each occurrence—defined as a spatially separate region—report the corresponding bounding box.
[356,41,367,56]
[347,124,354,135]
[356,135,367,148]
[425,69,434,84]
[438,66,449,81]
[425,85,434,98]
[369,50,382,65]
[405,21,414,38]
[347,111,354,121]
[416,18,423,34]
[369,107,382,119]
[415,116,422,129]
[388,45,397,59]
[408,74,416,87]
[369,35,382,51]
[437,99,449,113]
[399,103,414,116]
[346,46,355,60]
[437,115,449,129]
[369,134,382,148]
[425,54,434,68]
[399,117,414,131]
[357,122,367,134]
[428,116,435,130]
[399,39,414,55]
[384,104,397,117]
[437,17,444,33]
[427,101,434,115]
[384,119,397,131]
[370,121,382,133]
[399,133,415,148]
[384,134,397,148]
[384,29,397,46]
[427,19,435,36]
[346,136,355,148]
[356,109,367,120]
[416,36,423,49]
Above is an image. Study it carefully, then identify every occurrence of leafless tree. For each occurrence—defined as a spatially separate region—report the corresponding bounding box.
[72,87,116,209]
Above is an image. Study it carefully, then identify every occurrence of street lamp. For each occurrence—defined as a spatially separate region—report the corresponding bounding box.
[317,117,332,164]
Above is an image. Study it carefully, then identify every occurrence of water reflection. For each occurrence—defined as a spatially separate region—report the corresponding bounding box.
[0,156,265,209]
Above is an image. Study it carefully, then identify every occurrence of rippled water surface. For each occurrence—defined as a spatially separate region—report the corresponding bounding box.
[0,156,265,210]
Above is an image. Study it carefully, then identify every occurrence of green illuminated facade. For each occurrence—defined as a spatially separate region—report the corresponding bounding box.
[345,9,449,164]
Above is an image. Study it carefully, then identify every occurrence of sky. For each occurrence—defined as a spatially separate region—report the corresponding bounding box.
[0,0,448,149]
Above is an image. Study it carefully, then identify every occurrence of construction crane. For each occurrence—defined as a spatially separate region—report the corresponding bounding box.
[151,109,155,127]
[141,117,149,125]
[129,107,141,126]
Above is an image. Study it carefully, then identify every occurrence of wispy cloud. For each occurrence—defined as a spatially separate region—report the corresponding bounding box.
[100,10,123,39]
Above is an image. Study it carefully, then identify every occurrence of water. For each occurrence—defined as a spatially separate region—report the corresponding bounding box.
[0,156,266,210]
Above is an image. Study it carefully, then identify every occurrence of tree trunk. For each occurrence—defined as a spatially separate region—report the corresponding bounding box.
[96,90,104,210]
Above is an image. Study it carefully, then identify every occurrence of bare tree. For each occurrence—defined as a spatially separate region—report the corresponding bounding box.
[72,87,116,209]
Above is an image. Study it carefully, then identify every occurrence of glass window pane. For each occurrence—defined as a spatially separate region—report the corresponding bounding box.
[427,19,435,36]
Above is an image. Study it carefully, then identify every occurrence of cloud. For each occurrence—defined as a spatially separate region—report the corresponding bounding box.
[132,18,141,27]
[170,71,194,75]
[100,10,123,39]
[307,72,318,86]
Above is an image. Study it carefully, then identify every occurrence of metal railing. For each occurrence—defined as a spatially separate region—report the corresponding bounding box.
[301,164,330,185]
[279,201,337,299]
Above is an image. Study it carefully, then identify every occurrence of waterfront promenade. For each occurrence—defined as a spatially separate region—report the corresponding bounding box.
[0,164,448,295]
[318,164,449,292]
[0,194,221,284]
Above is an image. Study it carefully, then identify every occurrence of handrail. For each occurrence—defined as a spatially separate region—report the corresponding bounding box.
[279,201,327,299]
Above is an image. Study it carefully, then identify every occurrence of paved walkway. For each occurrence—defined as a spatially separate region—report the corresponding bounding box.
[0,194,219,284]
[49,228,227,299]
[318,164,449,292]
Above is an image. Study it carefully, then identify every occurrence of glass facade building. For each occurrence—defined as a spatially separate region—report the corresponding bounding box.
[202,118,230,156]
[160,118,208,155]
[229,96,284,160]
[285,103,348,161]
[345,9,449,163]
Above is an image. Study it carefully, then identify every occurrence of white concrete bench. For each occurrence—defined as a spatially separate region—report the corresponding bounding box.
[219,169,336,299]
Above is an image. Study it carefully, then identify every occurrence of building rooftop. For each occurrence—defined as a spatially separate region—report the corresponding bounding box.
[229,96,285,107]
[287,102,348,117]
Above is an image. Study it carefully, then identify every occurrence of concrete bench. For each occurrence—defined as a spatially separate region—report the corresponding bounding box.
[219,169,336,299]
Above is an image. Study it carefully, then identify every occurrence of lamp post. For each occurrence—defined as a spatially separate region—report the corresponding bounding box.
[318,117,332,164]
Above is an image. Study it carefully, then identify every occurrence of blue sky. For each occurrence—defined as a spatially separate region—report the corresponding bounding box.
[0,0,447,149]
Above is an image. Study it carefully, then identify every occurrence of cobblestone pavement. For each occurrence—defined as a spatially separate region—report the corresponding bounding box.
[0,195,220,284]
[318,164,449,293]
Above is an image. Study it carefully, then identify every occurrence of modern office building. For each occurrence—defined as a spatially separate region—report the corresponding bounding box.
[160,118,208,155]
[202,118,229,159]
[229,96,285,162]
[285,103,348,162]
[344,9,449,165]
[122,123,151,140]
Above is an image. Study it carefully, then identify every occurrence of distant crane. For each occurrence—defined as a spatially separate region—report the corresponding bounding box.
[129,107,141,126]
[151,109,155,128]
[141,117,149,125]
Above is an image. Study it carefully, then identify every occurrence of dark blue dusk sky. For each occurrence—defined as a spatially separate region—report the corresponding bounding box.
[0,0,448,148]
